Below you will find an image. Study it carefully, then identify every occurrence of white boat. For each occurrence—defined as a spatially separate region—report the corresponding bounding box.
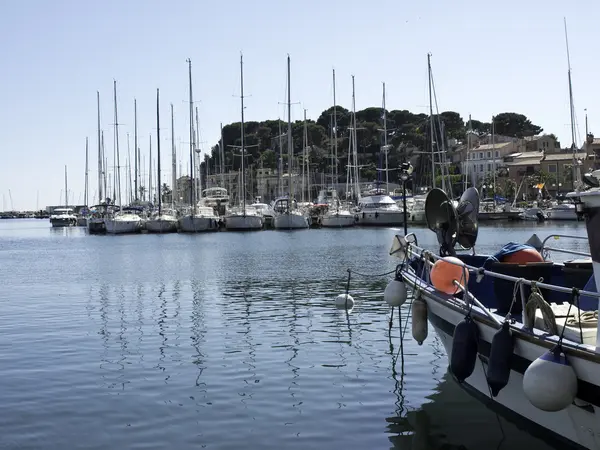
[50,208,77,228]
[356,189,405,226]
[547,202,579,221]
[179,205,219,232]
[224,54,264,233]
[146,209,178,233]
[518,206,547,222]
[407,196,427,224]
[250,201,274,228]
[105,209,142,234]
[272,197,310,230]
[390,173,600,450]
[200,187,229,217]
[318,189,355,228]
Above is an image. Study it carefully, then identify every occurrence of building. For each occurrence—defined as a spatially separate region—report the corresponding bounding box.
[463,140,526,185]
[524,134,560,153]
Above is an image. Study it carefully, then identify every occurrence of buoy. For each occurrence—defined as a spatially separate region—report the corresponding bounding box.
[486,322,514,396]
[412,296,428,345]
[502,248,544,264]
[335,293,355,310]
[430,256,469,295]
[384,279,408,307]
[450,316,479,383]
[522,347,578,412]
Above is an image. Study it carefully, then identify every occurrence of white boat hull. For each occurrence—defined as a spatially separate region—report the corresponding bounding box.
[548,210,579,220]
[273,212,310,230]
[87,217,106,233]
[146,216,178,233]
[179,215,219,232]
[321,212,356,228]
[225,214,263,231]
[421,293,600,450]
[357,210,405,226]
[105,218,142,234]
[408,210,426,224]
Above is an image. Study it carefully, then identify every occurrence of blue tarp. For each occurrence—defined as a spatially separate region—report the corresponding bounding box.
[483,242,538,268]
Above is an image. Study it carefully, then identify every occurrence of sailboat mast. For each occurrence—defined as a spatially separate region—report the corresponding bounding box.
[187,58,195,213]
[428,53,436,189]
[302,108,306,203]
[351,75,360,201]
[85,137,89,207]
[171,103,176,206]
[240,53,246,213]
[196,106,202,195]
[64,165,68,208]
[219,123,225,187]
[492,116,496,207]
[96,91,103,202]
[113,80,121,210]
[287,55,293,203]
[278,119,283,196]
[564,17,580,188]
[156,89,162,215]
[134,98,138,202]
[149,135,152,203]
[383,82,388,193]
[101,130,107,200]
[333,69,337,188]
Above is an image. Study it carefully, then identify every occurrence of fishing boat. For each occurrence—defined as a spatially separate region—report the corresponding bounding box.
[224,53,263,232]
[145,89,178,233]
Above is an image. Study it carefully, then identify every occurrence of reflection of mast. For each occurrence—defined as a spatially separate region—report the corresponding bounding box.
[156,283,167,376]
[190,279,207,388]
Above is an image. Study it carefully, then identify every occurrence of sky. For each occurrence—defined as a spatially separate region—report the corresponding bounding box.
[1,0,598,210]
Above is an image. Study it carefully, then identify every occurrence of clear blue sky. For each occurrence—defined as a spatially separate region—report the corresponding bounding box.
[1,0,598,210]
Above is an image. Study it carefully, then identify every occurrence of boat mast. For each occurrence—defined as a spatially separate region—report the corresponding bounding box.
[85,137,89,207]
[332,69,338,189]
[148,134,152,203]
[240,52,246,214]
[382,82,389,194]
[492,115,496,207]
[64,165,68,208]
[134,98,138,202]
[96,91,103,202]
[428,53,436,189]
[187,58,195,214]
[156,88,162,216]
[196,106,202,194]
[564,18,580,189]
[287,54,293,206]
[219,122,225,187]
[171,103,176,207]
[101,130,107,201]
[351,75,360,201]
[278,119,283,196]
[302,109,306,203]
[113,80,121,210]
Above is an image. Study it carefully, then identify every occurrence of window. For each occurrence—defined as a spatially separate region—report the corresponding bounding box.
[548,164,557,173]
[487,164,491,172]
[487,151,491,159]
[479,152,483,159]
[495,151,499,158]
[480,164,484,172]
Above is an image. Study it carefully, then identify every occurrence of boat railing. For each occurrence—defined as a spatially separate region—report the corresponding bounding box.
[402,240,600,301]
[539,234,591,260]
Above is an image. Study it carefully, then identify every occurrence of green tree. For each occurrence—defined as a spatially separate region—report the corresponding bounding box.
[440,111,465,140]
[493,112,543,138]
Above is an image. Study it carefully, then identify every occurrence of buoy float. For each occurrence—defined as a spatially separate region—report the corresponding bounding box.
[486,322,514,397]
[430,256,469,295]
[384,279,408,307]
[411,296,428,345]
[502,248,544,264]
[450,316,479,383]
[522,347,578,412]
[335,293,355,310]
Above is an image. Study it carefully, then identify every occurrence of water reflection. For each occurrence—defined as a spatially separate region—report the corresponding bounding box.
[190,278,207,391]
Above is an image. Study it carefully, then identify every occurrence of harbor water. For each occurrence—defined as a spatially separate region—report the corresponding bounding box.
[0,219,590,449]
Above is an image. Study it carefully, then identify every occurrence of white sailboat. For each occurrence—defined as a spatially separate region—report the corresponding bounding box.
[50,166,78,227]
[273,55,310,230]
[146,88,178,233]
[179,59,219,232]
[105,80,142,234]
[225,53,263,231]
[321,69,355,228]
[87,91,107,233]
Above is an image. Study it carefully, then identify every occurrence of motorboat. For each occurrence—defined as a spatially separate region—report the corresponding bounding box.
[179,205,219,232]
[49,208,78,228]
[407,196,427,225]
[387,178,600,450]
[356,188,405,226]
[547,202,579,221]
[272,196,310,230]
[104,207,143,234]
[518,206,547,222]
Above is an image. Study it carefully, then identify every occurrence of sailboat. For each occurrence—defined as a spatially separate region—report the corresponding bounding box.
[225,53,264,231]
[146,88,178,233]
[88,91,108,233]
[355,79,404,226]
[321,69,356,228]
[50,165,77,227]
[273,55,310,230]
[105,80,142,234]
[179,59,220,232]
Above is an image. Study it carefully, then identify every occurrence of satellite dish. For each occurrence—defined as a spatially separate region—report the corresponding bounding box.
[455,187,480,250]
[425,188,458,256]
[583,172,600,188]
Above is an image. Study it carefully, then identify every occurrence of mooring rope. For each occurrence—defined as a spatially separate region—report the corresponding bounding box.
[524,282,559,335]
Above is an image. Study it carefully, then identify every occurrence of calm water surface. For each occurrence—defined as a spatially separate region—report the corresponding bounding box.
[0,219,589,449]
